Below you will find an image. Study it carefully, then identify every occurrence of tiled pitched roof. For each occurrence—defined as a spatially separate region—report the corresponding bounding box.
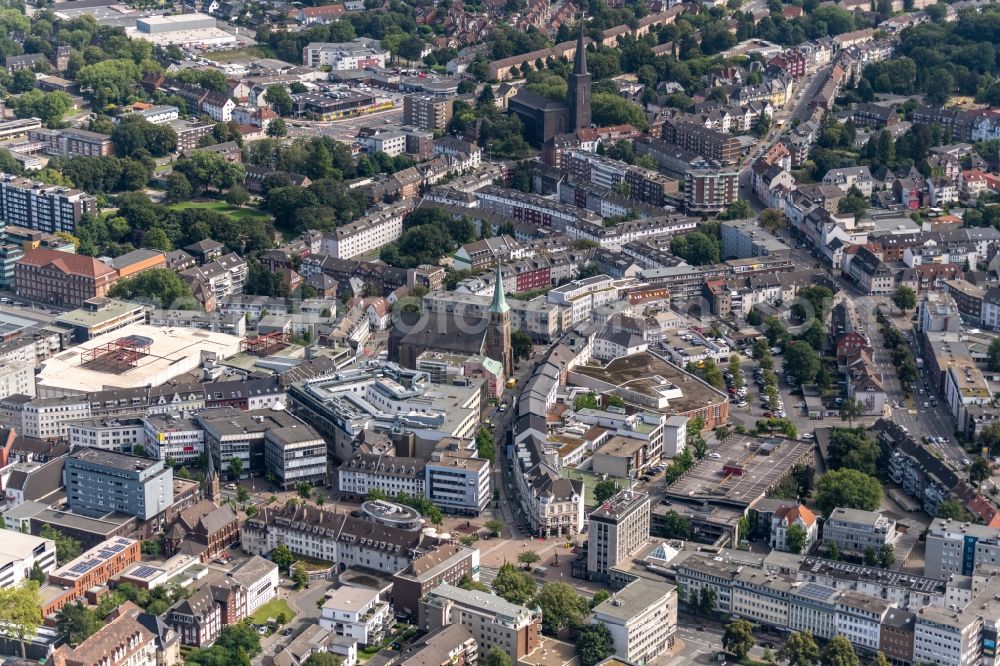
[18,248,117,279]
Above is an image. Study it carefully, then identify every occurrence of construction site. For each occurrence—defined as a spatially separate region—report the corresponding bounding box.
[664,433,815,508]
[35,324,243,397]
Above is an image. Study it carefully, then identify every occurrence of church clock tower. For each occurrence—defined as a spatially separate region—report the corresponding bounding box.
[567,23,592,131]
[485,260,513,377]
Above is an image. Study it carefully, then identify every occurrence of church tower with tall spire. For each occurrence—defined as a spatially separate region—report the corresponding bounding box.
[567,21,592,131]
[203,448,220,505]
[485,259,513,377]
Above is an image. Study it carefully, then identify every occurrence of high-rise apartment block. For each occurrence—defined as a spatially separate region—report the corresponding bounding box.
[587,489,651,582]
[0,174,96,234]
[402,94,454,132]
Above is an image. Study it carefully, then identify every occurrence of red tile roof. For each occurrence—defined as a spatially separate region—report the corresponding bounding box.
[18,248,117,279]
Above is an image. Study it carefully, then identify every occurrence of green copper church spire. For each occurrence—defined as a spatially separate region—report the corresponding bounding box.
[489,258,509,314]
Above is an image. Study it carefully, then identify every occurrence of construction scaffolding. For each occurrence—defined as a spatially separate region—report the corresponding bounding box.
[240,331,288,357]
[80,335,152,374]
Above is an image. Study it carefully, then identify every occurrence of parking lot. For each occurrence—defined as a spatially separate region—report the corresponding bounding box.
[665,434,815,504]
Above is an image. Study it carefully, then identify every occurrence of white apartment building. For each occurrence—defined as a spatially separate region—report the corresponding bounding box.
[835,590,889,653]
[0,360,34,401]
[424,449,490,516]
[337,448,426,499]
[125,104,180,124]
[67,418,145,453]
[547,274,619,325]
[590,579,678,664]
[587,490,651,583]
[230,555,279,616]
[321,205,406,260]
[241,504,422,575]
[770,504,818,553]
[822,507,898,554]
[143,415,205,464]
[264,423,328,491]
[369,131,407,157]
[320,586,393,647]
[301,40,387,69]
[925,518,1000,579]
[0,530,56,589]
[913,607,981,666]
[12,395,92,439]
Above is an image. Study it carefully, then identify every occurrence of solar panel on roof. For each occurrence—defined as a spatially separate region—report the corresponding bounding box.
[130,565,158,578]
[799,582,837,601]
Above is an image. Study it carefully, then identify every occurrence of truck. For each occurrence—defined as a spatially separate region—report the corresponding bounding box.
[916,357,924,369]
[505,377,517,389]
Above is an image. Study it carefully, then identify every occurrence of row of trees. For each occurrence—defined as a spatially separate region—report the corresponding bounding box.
[489,563,615,665]
[722,623,893,666]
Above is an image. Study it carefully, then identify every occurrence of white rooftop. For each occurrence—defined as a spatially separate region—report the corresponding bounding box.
[36,323,242,395]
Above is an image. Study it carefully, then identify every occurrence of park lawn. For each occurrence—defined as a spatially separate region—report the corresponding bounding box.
[167,199,270,221]
[249,598,296,625]
[207,45,277,63]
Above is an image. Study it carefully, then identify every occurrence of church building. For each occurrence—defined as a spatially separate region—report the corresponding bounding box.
[508,26,593,146]
[390,261,513,374]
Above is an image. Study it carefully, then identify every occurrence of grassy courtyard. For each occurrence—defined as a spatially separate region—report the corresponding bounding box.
[249,597,296,625]
[167,199,270,222]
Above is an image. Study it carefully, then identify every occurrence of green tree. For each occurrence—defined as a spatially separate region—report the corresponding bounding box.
[55,602,101,647]
[174,151,246,193]
[868,653,891,666]
[671,232,721,265]
[837,192,868,219]
[591,92,649,130]
[40,525,81,565]
[723,619,755,658]
[457,573,491,592]
[787,523,808,554]
[784,341,821,384]
[517,550,541,570]
[827,541,840,561]
[14,90,75,127]
[828,428,879,475]
[988,338,1000,372]
[937,499,973,521]
[76,59,141,108]
[141,228,171,252]
[296,482,312,500]
[267,118,288,138]
[484,647,511,666]
[511,330,533,361]
[110,269,195,309]
[165,172,193,203]
[658,510,692,539]
[28,562,45,585]
[485,519,504,537]
[780,631,821,666]
[492,562,536,605]
[272,543,293,574]
[815,469,882,516]
[892,286,916,314]
[838,397,866,427]
[821,635,860,666]
[593,480,619,504]
[590,589,610,608]
[534,582,589,634]
[970,456,991,486]
[302,654,341,666]
[0,582,40,658]
[292,562,309,590]
[759,208,788,233]
[699,586,717,615]
[264,85,294,116]
[227,457,244,481]
[573,392,599,411]
[476,428,495,462]
[224,184,249,207]
[577,623,615,666]
[879,544,895,568]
